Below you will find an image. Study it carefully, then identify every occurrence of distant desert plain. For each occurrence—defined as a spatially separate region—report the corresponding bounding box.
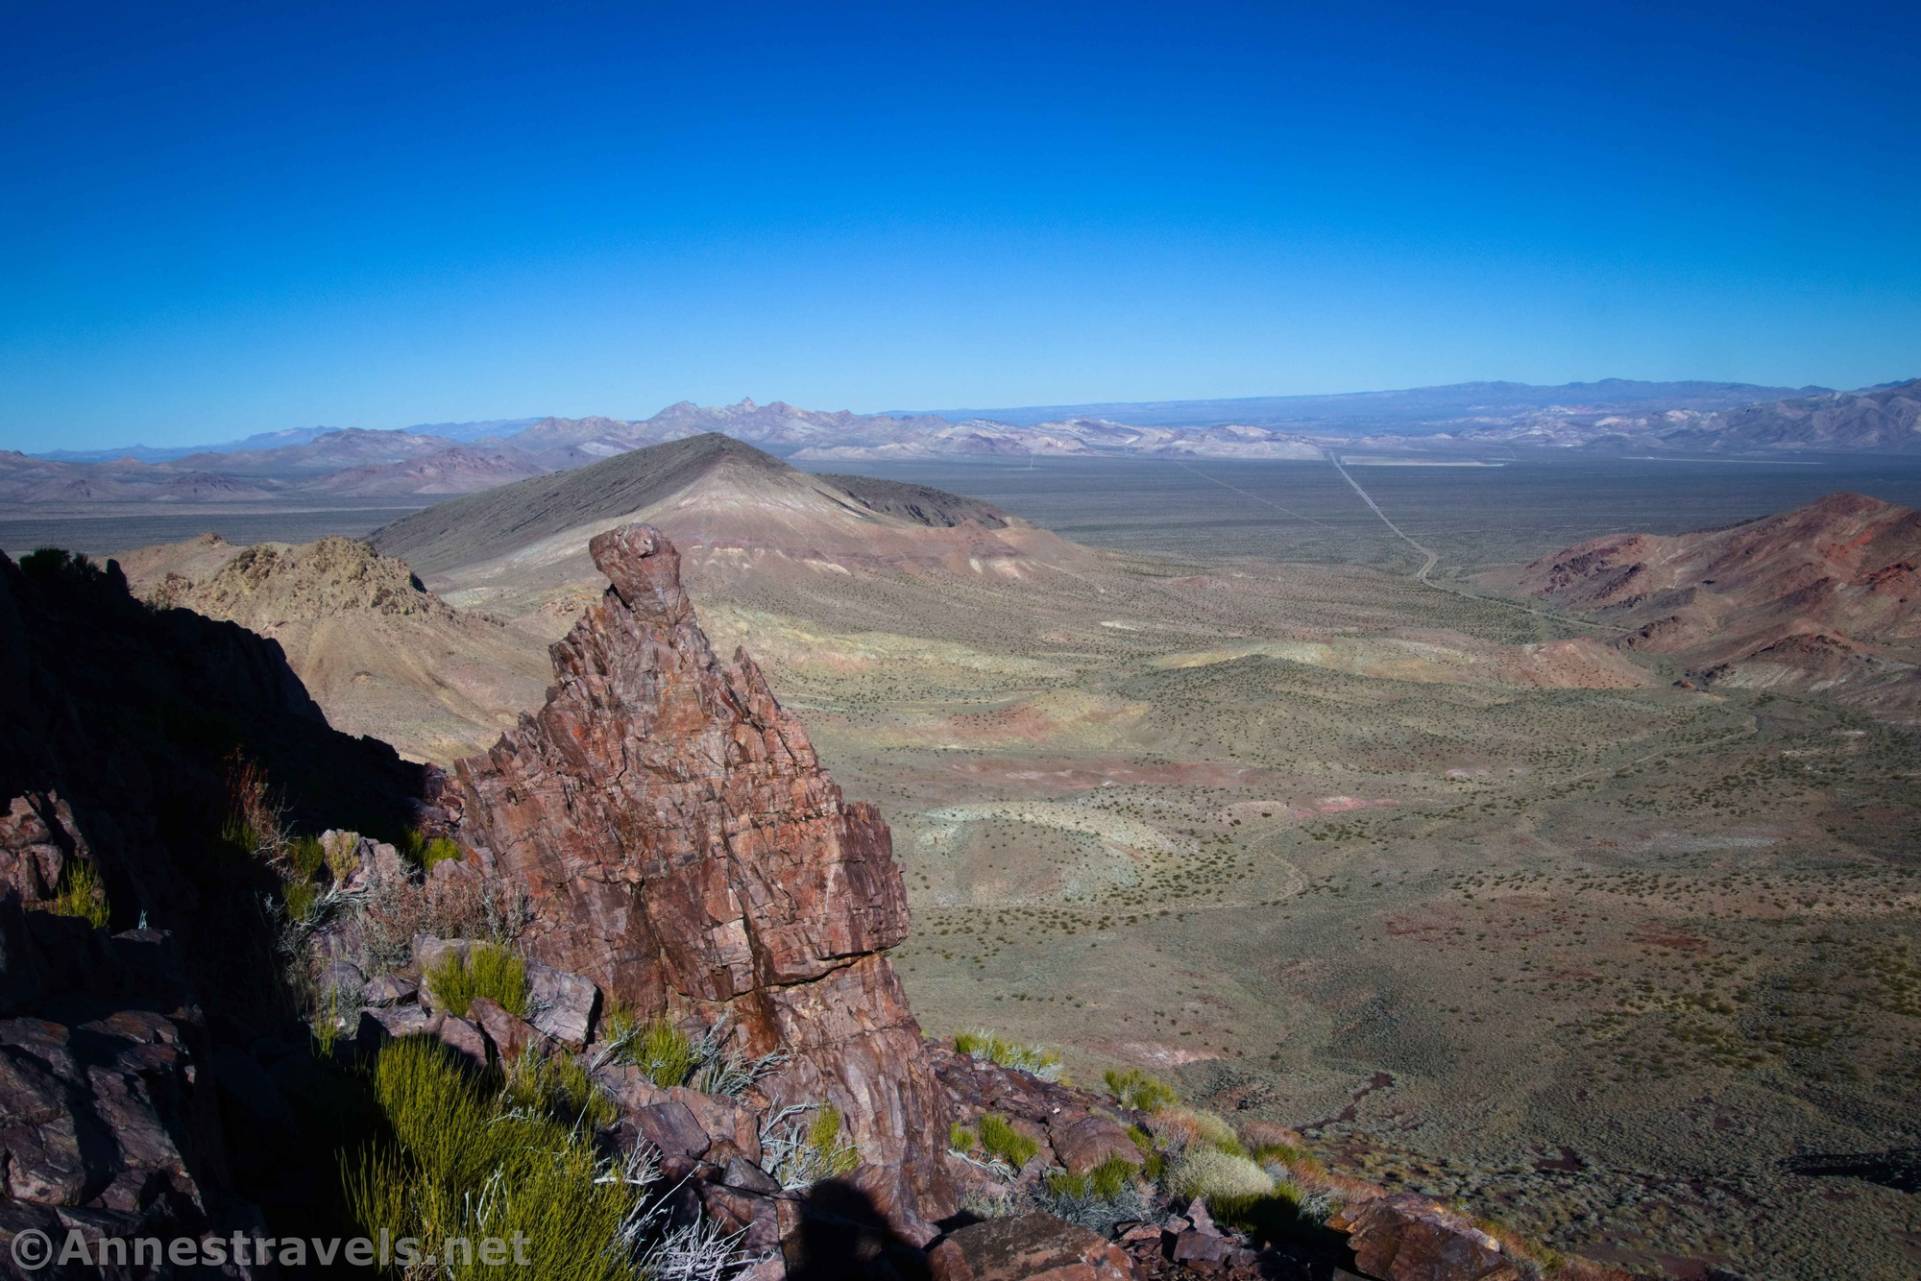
[10,434,1921,1281]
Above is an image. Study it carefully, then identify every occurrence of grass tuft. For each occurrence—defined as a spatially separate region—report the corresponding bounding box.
[1104,1066,1178,1112]
[399,828,464,871]
[976,1113,1040,1169]
[50,859,110,928]
[343,1036,637,1281]
[955,1030,1064,1080]
[425,942,530,1019]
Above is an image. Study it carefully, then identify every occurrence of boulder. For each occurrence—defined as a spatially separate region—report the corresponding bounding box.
[468,996,552,1063]
[928,1213,1137,1281]
[1340,1192,1524,1281]
[361,974,417,1006]
[630,1098,712,1161]
[525,957,597,1046]
[1047,1112,1144,1174]
[699,1181,784,1254]
[435,1015,490,1067]
[355,1003,442,1054]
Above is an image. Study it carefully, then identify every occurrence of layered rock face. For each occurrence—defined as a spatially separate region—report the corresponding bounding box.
[447,524,954,1227]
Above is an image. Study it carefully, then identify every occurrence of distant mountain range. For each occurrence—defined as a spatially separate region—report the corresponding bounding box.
[906,378,1829,430]
[7,378,1917,506]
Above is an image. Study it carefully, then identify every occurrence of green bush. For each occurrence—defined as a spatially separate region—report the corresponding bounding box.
[284,877,320,923]
[425,943,530,1019]
[949,1122,977,1152]
[502,1048,617,1132]
[343,1037,636,1281]
[50,860,110,928]
[760,1102,861,1189]
[289,834,328,879]
[1168,1146,1274,1201]
[1126,1123,1166,1182]
[1252,1140,1325,1177]
[400,828,464,871]
[1046,1155,1138,1201]
[630,1016,700,1088]
[1207,1186,1309,1244]
[1104,1066,1178,1112]
[977,1113,1040,1169]
[806,1106,860,1178]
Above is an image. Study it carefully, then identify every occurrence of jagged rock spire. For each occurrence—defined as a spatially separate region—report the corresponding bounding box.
[448,523,954,1228]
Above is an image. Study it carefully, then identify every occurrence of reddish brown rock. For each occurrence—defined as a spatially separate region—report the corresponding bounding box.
[468,996,552,1063]
[1339,1193,1523,1281]
[1049,1112,1146,1174]
[928,1213,1138,1281]
[435,1014,489,1067]
[448,524,954,1226]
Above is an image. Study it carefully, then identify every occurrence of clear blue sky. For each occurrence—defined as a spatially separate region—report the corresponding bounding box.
[3,1,1917,449]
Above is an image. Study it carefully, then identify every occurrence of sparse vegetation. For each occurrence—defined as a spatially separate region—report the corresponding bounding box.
[1039,1156,1153,1234]
[49,859,110,928]
[758,1103,860,1189]
[343,1037,642,1281]
[1103,1066,1177,1112]
[399,827,464,871]
[502,1046,617,1132]
[955,1029,1064,1080]
[424,942,530,1019]
[1167,1145,1275,1201]
[976,1113,1041,1169]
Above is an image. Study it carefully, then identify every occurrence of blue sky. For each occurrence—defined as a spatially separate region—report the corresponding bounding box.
[2,1,1917,449]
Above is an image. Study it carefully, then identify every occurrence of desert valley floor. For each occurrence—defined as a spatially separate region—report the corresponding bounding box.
[8,454,1921,1280]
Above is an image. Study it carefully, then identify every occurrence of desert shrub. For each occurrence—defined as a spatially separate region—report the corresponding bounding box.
[638,1217,749,1281]
[595,1004,781,1097]
[343,1037,639,1281]
[1104,1066,1178,1112]
[321,830,361,882]
[1253,1138,1326,1179]
[310,983,349,1056]
[502,1047,617,1132]
[19,547,95,583]
[949,1122,978,1152]
[955,1030,1063,1080]
[400,827,464,871]
[759,1103,860,1190]
[1039,1157,1154,1234]
[50,859,110,928]
[222,752,285,860]
[425,942,529,1019]
[624,1016,701,1088]
[1149,1105,1244,1155]
[283,877,320,924]
[960,1181,1018,1219]
[686,1025,786,1097]
[288,834,328,879]
[1168,1146,1275,1201]
[977,1113,1040,1169]
[1048,1155,1138,1201]
[1126,1123,1166,1182]
[357,876,531,975]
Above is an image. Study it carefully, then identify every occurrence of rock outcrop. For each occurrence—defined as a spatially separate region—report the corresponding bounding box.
[446,524,955,1229]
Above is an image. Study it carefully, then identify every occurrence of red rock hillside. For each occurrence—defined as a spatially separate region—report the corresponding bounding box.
[444,523,955,1229]
[1503,492,1921,719]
